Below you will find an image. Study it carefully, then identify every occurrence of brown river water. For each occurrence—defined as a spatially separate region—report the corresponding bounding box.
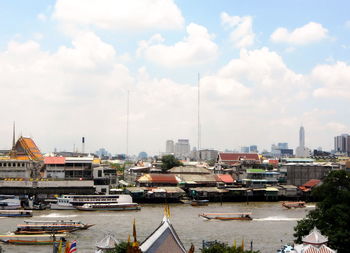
[0,202,315,253]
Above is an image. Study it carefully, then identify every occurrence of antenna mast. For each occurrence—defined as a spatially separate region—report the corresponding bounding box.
[197,73,201,161]
[126,90,129,160]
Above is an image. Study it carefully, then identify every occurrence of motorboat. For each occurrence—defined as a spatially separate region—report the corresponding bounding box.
[0,233,67,245]
[282,201,306,209]
[0,210,32,217]
[199,212,252,221]
[190,199,209,206]
[14,220,94,234]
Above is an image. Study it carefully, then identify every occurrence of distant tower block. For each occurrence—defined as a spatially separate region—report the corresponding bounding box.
[82,137,85,154]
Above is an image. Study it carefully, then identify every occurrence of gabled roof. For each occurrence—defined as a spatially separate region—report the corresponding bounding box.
[218,153,260,162]
[302,227,328,245]
[137,174,179,184]
[10,137,43,161]
[96,233,119,250]
[303,179,321,188]
[294,244,336,253]
[140,217,187,253]
[216,174,235,183]
[168,166,210,174]
[179,174,219,184]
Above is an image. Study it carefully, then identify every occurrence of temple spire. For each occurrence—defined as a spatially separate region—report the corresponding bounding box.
[12,121,16,148]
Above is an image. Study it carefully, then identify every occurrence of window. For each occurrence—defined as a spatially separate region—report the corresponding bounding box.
[98,170,102,177]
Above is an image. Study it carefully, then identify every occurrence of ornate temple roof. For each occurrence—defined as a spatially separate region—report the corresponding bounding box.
[302,227,328,245]
[10,137,43,161]
[140,216,187,253]
[96,233,119,250]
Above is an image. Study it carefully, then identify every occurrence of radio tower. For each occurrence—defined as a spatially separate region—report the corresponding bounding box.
[197,73,201,161]
[126,90,129,160]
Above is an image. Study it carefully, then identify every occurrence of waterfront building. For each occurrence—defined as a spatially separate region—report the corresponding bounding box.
[295,126,310,158]
[285,163,334,186]
[0,136,43,179]
[334,133,350,156]
[241,169,280,188]
[137,174,179,187]
[165,140,175,154]
[93,166,117,194]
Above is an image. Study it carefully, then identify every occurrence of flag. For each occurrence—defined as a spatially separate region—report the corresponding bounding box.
[58,240,63,253]
[68,240,77,253]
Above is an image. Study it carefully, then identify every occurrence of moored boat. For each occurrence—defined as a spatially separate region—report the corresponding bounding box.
[191,199,209,206]
[0,233,67,245]
[0,210,32,217]
[282,201,306,209]
[75,202,141,211]
[199,212,252,221]
[15,220,93,234]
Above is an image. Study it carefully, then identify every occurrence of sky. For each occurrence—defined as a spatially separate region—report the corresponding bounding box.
[0,0,350,155]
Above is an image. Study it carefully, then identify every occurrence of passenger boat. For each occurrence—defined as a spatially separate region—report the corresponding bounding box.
[199,212,253,221]
[0,210,32,217]
[75,202,141,211]
[0,233,67,245]
[191,199,209,206]
[282,201,306,209]
[50,194,135,210]
[14,220,93,234]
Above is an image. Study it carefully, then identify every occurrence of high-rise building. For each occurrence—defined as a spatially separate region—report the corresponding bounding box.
[165,140,174,154]
[240,146,249,153]
[278,143,288,149]
[175,139,190,159]
[249,145,258,153]
[334,134,350,155]
[296,126,310,157]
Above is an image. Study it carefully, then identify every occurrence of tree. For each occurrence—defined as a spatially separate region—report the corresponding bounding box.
[294,170,350,253]
[201,241,260,253]
[161,155,183,172]
[106,241,128,253]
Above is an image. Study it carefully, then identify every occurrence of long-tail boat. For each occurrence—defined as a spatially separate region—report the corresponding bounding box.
[14,220,93,234]
[0,210,32,217]
[199,212,253,220]
[282,201,306,209]
[190,199,209,206]
[0,233,67,245]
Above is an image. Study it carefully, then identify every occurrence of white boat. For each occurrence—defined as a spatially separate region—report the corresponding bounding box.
[0,195,21,210]
[75,202,141,211]
[50,194,135,210]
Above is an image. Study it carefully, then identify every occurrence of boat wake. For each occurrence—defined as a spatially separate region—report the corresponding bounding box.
[39,213,77,218]
[306,205,316,208]
[254,216,301,221]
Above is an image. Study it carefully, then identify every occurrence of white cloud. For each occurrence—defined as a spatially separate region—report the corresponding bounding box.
[137,23,218,67]
[37,13,47,22]
[221,12,255,48]
[312,61,350,98]
[270,22,328,45]
[53,0,184,31]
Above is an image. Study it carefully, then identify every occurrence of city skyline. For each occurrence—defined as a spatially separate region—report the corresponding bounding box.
[0,1,350,155]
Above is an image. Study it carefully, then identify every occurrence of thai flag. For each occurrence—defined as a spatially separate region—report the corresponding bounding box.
[68,240,77,253]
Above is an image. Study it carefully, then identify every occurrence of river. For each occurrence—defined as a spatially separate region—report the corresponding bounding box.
[0,202,315,253]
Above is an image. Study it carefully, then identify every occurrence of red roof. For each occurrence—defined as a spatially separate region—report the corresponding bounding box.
[303,179,321,188]
[219,153,260,162]
[269,159,279,165]
[44,156,66,165]
[149,174,178,184]
[216,174,235,183]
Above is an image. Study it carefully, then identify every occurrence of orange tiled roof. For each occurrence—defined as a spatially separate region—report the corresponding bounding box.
[11,137,43,161]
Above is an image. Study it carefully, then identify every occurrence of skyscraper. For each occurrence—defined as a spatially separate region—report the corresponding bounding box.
[165,140,174,154]
[296,126,310,157]
[334,134,350,155]
[299,126,305,148]
[175,139,190,159]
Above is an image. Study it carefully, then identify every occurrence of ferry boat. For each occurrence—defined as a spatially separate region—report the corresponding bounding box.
[0,210,32,217]
[282,201,306,209]
[15,220,93,234]
[199,212,253,221]
[75,202,141,211]
[50,194,135,210]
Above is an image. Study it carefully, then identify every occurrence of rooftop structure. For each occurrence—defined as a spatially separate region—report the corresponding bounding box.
[9,137,43,161]
[217,152,261,166]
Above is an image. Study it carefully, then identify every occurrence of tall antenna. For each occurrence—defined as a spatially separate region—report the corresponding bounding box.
[12,121,16,148]
[197,73,201,161]
[126,90,130,160]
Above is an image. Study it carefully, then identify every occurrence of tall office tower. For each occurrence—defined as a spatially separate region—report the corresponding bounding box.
[249,145,258,153]
[175,139,190,159]
[165,140,174,154]
[296,126,309,157]
[334,134,350,155]
[299,126,305,148]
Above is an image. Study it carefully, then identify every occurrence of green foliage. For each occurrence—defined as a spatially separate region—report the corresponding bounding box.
[201,241,260,253]
[294,170,350,253]
[106,241,128,253]
[161,155,183,171]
